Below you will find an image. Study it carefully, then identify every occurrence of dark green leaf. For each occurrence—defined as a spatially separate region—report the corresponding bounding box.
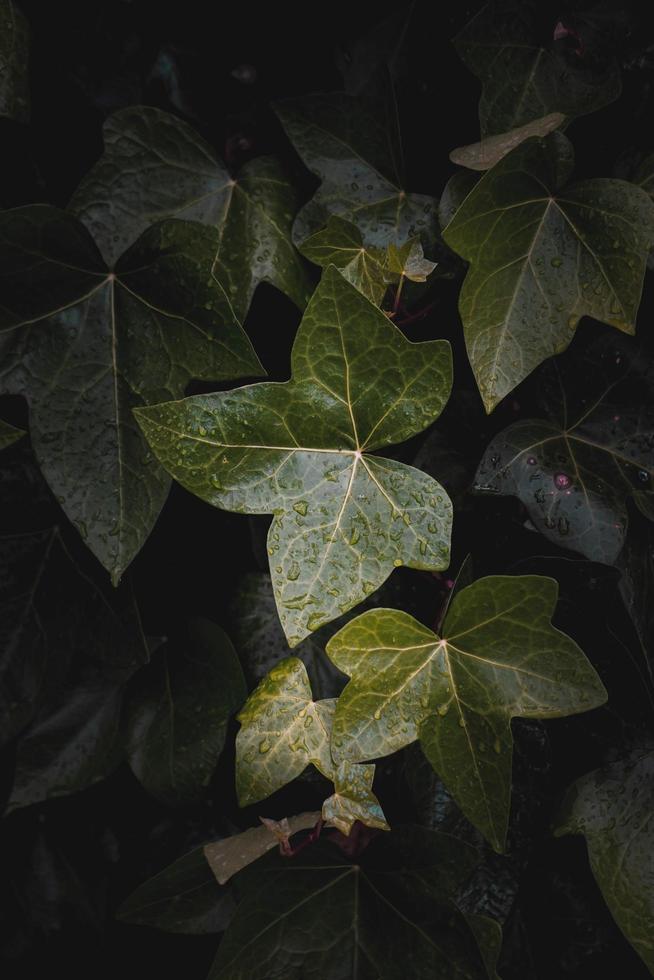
[555,749,654,974]
[69,106,311,316]
[462,913,503,980]
[136,266,453,646]
[0,418,23,450]
[0,206,261,583]
[0,0,29,123]
[442,134,654,411]
[123,619,246,806]
[327,575,606,851]
[454,0,621,136]
[117,845,234,934]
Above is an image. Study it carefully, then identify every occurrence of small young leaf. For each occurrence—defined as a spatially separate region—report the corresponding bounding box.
[327,575,607,852]
[0,0,30,123]
[442,133,654,411]
[300,216,388,305]
[555,749,654,973]
[136,266,453,646]
[384,239,436,283]
[322,760,389,835]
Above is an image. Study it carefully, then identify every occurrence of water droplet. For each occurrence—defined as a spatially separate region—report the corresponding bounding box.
[287,561,300,581]
[526,456,537,466]
[550,257,562,268]
[437,703,449,716]
[293,500,308,516]
[393,558,402,567]
[554,472,571,490]
[259,739,271,754]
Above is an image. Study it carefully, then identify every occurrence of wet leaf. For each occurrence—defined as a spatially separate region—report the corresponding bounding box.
[123,619,246,806]
[118,845,235,934]
[449,112,565,171]
[327,575,607,851]
[555,748,654,974]
[442,133,654,411]
[299,216,388,305]
[136,266,453,646]
[203,813,321,884]
[0,206,261,583]
[454,0,620,137]
[0,0,29,123]
[275,93,438,251]
[384,239,436,283]
[322,760,389,835]
[235,657,336,806]
[69,105,311,316]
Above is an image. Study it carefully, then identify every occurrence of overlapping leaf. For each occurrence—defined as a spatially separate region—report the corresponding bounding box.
[136,266,453,645]
[0,0,30,123]
[475,338,654,564]
[555,749,654,974]
[0,206,261,583]
[443,133,654,411]
[123,619,246,806]
[322,760,389,835]
[300,216,389,304]
[274,93,438,251]
[327,575,606,851]
[449,112,565,171]
[454,0,621,137]
[69,105,311,316]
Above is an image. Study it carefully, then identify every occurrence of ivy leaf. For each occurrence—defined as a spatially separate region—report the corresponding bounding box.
[0,206,261,583]
[326,575,607,851]
[203,813,321,885]
[274,93,438,250]
[136,265,453,646]
[442,133,654,411]
[474,339,654,564]
[299,216,388,305]
[209,829,495,979]
[0,0,29,123]
[454,0,621,137]
[384,239,436,283]
[0,418,23,450]
[117,846,235,934]
[69,105,311,316]
[122,619,246,806]
[555,749,654,974]
[322,760,389,835]
[449,112,565,171]
[235,658,336,806]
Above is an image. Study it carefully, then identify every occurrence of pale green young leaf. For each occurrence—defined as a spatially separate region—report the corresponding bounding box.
[322,760,389,835]
[300,216,388,305]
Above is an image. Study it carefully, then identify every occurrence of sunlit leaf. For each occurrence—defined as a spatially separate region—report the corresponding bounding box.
[136,266,453,646]
[327,575,607,851]
[442,133,654,411]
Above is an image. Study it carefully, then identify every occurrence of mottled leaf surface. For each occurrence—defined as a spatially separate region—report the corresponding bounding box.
[275,94,438,250]
[555,749,654,973]
[0,206,261,582]
[327,575,607,851]
[454,0,621,136]
[322,760,389,835]
[69,105,310,315]
[123,619,246,805]
[443,134,654,411]
[0,0,29,123]
[235,657,336,806]
[136,266,453,645]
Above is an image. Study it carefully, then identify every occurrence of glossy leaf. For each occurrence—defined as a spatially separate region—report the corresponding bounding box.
[204,813,321,884]
[69,105,311,315]
[443,133,654,411]
[123,619,246,805]
[449,112,565,171]
[0,206,261,583]
[555,749,654,973]
[327,575,607,851]
[275,93,438,250]
[0,0,29,123]
[117,845,235,934]
[454,0,621,137]
[384,239,436,283]
[210,829,495,979]
[322,760,389,835]
[0,418,23,450]
[475,340,654,563]
[235,657,336,806]
[300,216,388,305]
[136,266,453,646]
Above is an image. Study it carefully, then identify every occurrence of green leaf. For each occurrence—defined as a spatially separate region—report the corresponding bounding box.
[449,112,565,171]
[0,417,23,450]
[442,133,654,411]
[454,0,621,137]
[123,619,246,806]
[322,760,389,835]
[209,829,494,979]
[235,657,336,806]
[384,239,436,283]
[300,216,388,305]
[474,339,654,564]
[0,0,29,123]
[0,206,261,583]
[69,105,311,317]
[327,574,607,851]
[117,845,235,934]
[136,265,453,646]
[462,913,503,980]
[555,749,654,974]
[274,93,438,250]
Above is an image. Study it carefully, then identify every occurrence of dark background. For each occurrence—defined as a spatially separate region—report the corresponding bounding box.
[1,1,654,977]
